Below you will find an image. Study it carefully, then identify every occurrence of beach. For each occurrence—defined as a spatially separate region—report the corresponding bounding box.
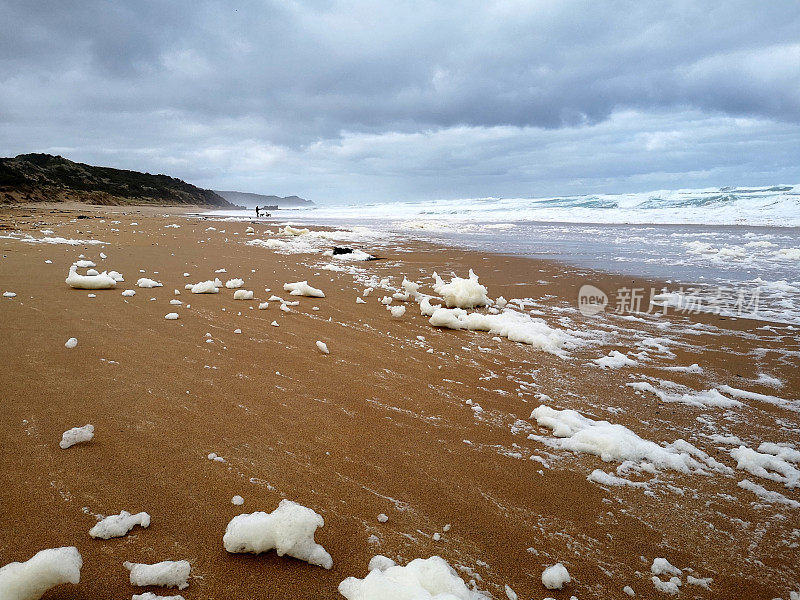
[1,203,798,599]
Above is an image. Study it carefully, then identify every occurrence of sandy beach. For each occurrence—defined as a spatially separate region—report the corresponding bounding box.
[1,204,798,599]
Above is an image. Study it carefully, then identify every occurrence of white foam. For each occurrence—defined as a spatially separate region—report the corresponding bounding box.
[136,278,162,289]
[593,350,637,369]
[164,313,180,320]
[316,341,330,354]
[284,281,325,298]
[64,337,78,349]
[627,381,741,409]
[651,576,682,595]
[191,280,220,294]
[338,555,488,599]
[730,445,799,487]
[737,479,800,508]
[59,424,94,449]
[428,307,574,356]
[541,563,571,590]
[587,469,647,488]
[530,405,727,474]
[124,560,190,590]
[281,225,311,236]
[225,278,244,289]
[651,557,681,577]
[0,233,107,246]
[132,593,185,600]
[432,269,490,309]
[66,266,116,290]
[718,385,798,412]
[0,546,82,600]
[223,499,333,569]
[89,511,150,539]
[233,290,254,300]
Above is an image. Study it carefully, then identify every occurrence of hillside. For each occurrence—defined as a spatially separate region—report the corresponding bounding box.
[214,190,314,208]
[0,153,233,207]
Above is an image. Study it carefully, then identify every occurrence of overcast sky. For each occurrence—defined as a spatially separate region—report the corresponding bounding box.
[2,1,799,203]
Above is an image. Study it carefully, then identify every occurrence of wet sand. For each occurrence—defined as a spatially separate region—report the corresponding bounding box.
[1,204,798,599]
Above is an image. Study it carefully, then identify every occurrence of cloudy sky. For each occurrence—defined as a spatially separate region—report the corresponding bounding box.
[2,1,799,203]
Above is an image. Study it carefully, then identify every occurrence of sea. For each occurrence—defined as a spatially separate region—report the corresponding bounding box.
[202,184,800,325]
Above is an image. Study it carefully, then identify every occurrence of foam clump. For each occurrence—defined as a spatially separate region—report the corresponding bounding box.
[730,444,799,487]
[432,270,490,308]
[316,341,330,354]
[593,350,637,369]
[0,546,82,600]
[132,594,185,600]
[428,306,572,356]
[64,337,78,349]
[59,424,94,449]
[400,278,421,300]
[530,405,722,474]
[123,560,191,590]
[136,278,162,288]
[338,555,489,599]
[191,280,219,294]
[122,290,136,297]
[284,281,325,297]
[66,266,117,289]
[223,499,333,569]
[89,510,151,539]
[541,563,571,590]
[233,290,254,300]
[225,278,244,289]
[281,225,310,236]
[651,557,681,576]
[389,305,406,318]
[368,555,396,571]
[164,313,179,320]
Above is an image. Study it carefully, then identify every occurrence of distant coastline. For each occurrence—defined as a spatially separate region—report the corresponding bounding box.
[214,190,315,208]
[0,153,232,207]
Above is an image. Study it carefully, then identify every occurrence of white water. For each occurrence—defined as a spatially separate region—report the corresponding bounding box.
[213,183,800,227]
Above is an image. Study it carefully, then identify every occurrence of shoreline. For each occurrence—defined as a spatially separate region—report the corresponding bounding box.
[1,204,798,599]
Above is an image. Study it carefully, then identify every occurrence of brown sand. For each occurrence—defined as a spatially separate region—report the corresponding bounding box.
[1,204,798,599]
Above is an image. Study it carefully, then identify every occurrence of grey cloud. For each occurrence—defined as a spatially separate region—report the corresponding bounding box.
[1,1,799,200]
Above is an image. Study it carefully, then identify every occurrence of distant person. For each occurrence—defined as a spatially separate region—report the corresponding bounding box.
[255,206,260,217]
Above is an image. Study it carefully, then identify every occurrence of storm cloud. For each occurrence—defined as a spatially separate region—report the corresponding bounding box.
[1,0,799,202]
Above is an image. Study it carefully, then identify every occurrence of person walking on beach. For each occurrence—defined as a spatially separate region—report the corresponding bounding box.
[255,206,261,218]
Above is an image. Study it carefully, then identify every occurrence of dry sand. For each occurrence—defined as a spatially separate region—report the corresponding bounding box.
[1,204,798,599]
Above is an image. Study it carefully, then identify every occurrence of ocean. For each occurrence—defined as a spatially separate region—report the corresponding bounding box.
[202,184,800,325]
